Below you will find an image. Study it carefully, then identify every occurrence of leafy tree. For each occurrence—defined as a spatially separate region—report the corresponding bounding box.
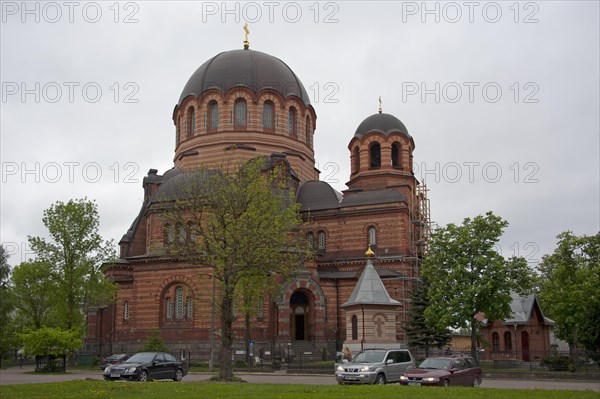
[163,158,304,380]
[405,279,451,357]
[422,212,535,359]
[20,327,82,357]
[140,329,169,352]
[0,247,16,361]
[28,198,117,331]
[11,260,56,329]
[538,231,600,353]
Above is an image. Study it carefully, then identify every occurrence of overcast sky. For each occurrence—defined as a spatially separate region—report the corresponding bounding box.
[1,1,598,268]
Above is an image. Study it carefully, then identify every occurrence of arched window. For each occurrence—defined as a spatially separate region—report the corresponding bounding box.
[176,223,186,244]
[305,116,312,145]
[504,331,512,351]
[368,226,377,246]
[353,147,360,174]
[392,142,400,168]
[306,232,314,250]
[176,116,181,145]
[208,100,219,130]
[492,332,500,352]
[234,98,247,128]
[288,107,297,135]
[370,142,381,168]
[263,101,274,129]
[187,106,195,137]
[124,300,130,321]
[186,296,193,319]
[351,315,358,340]
[166,298,173,319]
[164,224,174,245]
[256,298,264,319]
[187,221,196,243]
[175,286,184,319]
[318,231,326,251]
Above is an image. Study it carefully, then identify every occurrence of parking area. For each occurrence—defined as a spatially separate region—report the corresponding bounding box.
[0,366,598,392]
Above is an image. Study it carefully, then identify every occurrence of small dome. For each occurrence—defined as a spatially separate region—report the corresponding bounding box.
[178,49,310,106]
[354,113,410,138]
[296,181,342,211]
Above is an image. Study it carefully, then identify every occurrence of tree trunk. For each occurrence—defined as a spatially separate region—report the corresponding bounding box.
[245,311,251,367]
[218,284,234,380]
[470,321,478,361]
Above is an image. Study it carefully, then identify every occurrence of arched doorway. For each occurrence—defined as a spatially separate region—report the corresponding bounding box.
[290,291,309,341]
[521,331,530,361]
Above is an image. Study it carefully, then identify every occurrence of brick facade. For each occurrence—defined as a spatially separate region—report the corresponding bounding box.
[86,47,428,358]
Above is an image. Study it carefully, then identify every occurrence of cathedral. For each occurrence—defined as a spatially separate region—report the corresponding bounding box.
[85,36,431,362]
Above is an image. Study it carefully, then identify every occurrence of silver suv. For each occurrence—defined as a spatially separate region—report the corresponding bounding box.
[335,348,415,384]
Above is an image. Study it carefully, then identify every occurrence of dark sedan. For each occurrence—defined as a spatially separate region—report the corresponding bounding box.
[99,353,130,370]
[399,356,482,387]
[103,352,187,382]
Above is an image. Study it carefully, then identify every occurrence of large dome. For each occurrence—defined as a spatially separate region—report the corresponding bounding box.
[178,49,310,106]
[354,113,410,138]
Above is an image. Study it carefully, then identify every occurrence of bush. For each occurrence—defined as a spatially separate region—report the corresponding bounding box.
[541,355,575,371]
[140,329,168,352]
[234,360,248,368]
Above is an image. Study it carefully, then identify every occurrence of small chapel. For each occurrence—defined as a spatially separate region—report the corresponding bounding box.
[85,32,431,361]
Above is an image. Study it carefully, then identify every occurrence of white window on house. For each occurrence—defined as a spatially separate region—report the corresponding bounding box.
[263,101,274,129]
[368,226,377,246]
[165,224,174,245]
[166,298,173,319]
[186,296,193,319]
[175,286,184,319]
[235,98,247,128]
[187,106,195,137]
[257,298,264,319]
[124,300,130,320]
[318,231,326,251]
[209,101,219,129]
[305,116,312,146]
[306,232,314,250]
[177,223,186,244]
[288,107,297,134]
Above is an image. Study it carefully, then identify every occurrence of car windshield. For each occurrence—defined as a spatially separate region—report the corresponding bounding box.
[351,351,386,363]
[419,358,452,370]
[125,353,156,363]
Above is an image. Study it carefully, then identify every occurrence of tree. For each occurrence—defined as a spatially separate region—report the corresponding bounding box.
[0,247,16,361]
[163,158,304,380]
[538,231,600,353]
[422,212,535,359]
[28,198,117,331]
[11,261,56,329]
[405,278,452,357]
[140,329,169,352]
[20,327,82,357]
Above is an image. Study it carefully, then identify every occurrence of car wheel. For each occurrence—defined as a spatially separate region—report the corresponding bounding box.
[139,370,148,382]
[442,379,450,387]
[472,377,480,387]
[173,368,183,382]
[374,374,386,385]
[103,377,111,381]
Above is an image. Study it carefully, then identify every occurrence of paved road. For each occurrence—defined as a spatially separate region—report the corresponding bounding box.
[1,366,598,392]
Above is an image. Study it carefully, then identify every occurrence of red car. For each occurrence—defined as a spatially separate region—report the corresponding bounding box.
[399,356,482,387]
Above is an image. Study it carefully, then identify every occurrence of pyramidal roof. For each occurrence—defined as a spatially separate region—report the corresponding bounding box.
[341,257,400,307]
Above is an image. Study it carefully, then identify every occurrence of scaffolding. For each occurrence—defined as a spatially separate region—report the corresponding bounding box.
[410,182,432,275]
[396,182,433,342]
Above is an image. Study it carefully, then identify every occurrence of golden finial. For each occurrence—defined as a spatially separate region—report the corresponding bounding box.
[378,96,382,114]
[243,23,250,49]
[365,245,375,258]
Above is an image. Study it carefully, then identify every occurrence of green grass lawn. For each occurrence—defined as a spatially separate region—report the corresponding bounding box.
[1,381,598,399]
